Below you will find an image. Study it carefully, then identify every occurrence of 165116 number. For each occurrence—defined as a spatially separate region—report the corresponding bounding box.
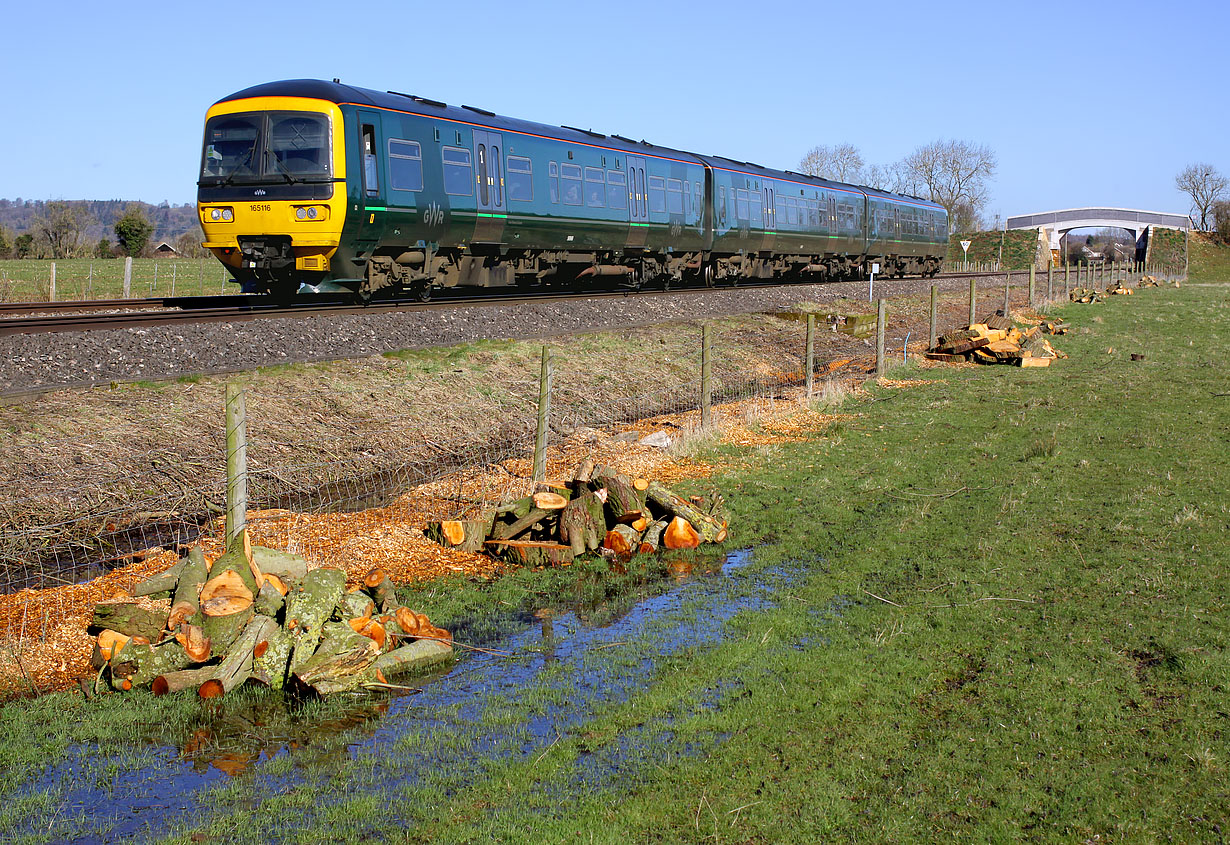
[249,203,272,212]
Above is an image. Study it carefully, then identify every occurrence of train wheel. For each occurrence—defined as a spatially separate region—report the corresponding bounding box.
[413,282,433,302]
[703,264,715,288]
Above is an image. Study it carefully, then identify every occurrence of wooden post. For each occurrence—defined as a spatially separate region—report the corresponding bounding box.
[1003,272,1010,316]
[1047,263,1053,302]
[875,299,886,378]
[928,284,938,350]
[1028,265,1035,305]
[123,256,132,299]
[533,346,552,481]
[224,383,248,544]
[804,314,815,400]
[968,277,976,327]
[701,323,713,426]
[48,262,56,302]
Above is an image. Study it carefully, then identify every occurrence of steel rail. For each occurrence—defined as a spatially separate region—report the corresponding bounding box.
[0,269,1030,337]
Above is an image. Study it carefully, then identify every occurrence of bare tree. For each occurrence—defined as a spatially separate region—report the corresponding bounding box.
[901,139,997,233]
[798,143,865,182]
[1174,163,1227,230]
[31,201,92,259]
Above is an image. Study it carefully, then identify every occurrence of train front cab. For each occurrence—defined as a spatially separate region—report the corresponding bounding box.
[197,96,347,295]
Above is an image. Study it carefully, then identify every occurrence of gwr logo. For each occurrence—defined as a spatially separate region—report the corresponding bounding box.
[423,202,445,227]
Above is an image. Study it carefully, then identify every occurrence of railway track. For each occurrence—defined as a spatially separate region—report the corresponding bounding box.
[0,270,1026,337]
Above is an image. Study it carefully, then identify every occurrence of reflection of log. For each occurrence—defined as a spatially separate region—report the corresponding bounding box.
[373,639,453,678]
[90,601,167,640]
[133,558,186,598]
[293,622,380,695]
[286,568,347,675]
[559,491,605,556]
[645,482,725,542]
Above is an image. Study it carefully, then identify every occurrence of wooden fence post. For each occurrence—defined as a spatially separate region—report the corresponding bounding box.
[701,323,713,426]
[224,383,248,544]
[804,314,815,401]
[968,278,976,327]
[929,284,938,350]
[533,345,552,481]
[1047,263,1053,302]
[123,256,132,299]
[875,299,886,378]
[1028,265,1035,305]
[49,262,56,302]
[1003,272,1011,316]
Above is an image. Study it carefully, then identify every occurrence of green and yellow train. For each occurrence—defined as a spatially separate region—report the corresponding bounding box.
[198,79,948,300]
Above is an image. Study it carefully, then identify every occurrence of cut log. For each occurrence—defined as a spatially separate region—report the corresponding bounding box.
[484,539,575,568]
[132,558,187,598]
[492,506,553,541]
[644,481,725,543]
[924,352,968,363]
[1018,356,1052,367]
[348,617,387,650]
[251,546,309,583]
[170,546,209,627]
[632,477,650,493]
[97,629,130,661]
[198,615,278,699]
[201,606,254,657]
[663,516,701,550]
[532,491,569,511]
[90,601,167,640]
[151,665,217,697]
[167,600,197,632]
[251,626,292,689]
[292,621,380,695]
[493,496,535,520]
[199,569,254,617]
[603,524,641,562]
[263,572,290,596]
[558,490,606,556]
[110,640,194,689]
[254,580,286,618]
[209,541,259,598]
[639,519,668,555]
[425,516,493,553]
[572,457,595,486]
[363,568,399,613]
[337,591,374,621]
[372,639,453,679]
[175,623,211,662]
[592,465,646,521]
[285,567,347,675]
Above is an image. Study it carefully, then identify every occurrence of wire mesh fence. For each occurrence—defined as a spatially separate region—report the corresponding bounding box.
[0,258,233,301]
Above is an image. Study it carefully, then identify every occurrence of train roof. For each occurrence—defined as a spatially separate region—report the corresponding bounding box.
[216,80,944,212]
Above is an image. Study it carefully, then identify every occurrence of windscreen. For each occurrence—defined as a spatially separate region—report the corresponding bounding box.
[201,111,331,184]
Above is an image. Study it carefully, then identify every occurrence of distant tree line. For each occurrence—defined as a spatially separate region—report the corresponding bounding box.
[797,139,997,234]
[0,198,205,260]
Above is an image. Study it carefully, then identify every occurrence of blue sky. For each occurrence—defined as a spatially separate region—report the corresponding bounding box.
[2,0,1225,222]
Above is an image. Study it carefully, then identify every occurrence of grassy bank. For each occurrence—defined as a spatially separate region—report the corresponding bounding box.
[1,281,1226,842]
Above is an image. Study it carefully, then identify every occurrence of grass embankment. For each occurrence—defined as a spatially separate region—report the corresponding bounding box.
[1,282,1227,842]
[0,257,230,301]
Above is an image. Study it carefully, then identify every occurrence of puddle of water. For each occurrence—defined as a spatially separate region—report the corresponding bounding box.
[8,548,820,842]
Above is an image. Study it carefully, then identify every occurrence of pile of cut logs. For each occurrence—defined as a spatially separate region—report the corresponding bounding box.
[426,460,728,566]
[924,313,1067,368]
[89,531,451,698]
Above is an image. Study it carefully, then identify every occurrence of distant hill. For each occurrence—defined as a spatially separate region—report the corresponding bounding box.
[0,199,200,252]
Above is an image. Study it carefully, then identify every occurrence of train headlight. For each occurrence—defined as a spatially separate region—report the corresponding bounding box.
[209,208,221,221]
[307,207,318,220]
[221,208,233,222]
[293,205,326,221]
[296,207,307,220]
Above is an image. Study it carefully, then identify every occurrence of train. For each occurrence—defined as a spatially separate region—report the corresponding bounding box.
[197,79,948,300]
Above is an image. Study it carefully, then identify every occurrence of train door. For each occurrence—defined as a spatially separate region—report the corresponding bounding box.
[355,111,386,264]
[627,155,648,247]
[761,183,776,251]
[473,129,506,243]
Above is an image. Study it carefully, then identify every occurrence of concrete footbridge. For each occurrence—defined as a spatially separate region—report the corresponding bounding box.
[1006,207,1192,260]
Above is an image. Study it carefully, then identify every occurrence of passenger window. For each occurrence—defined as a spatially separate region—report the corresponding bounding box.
[549,161,559,203]
[666,178,683,215]
[736,189,749,222]
[476,144,489,205]
[694,183,702,219]
[560,163,582,205]
[648,176,667,213]
[388,139,422,192]
[584,167,605,208]
[749,191,762,227]
[507,156,533,202]
[362,125,379,196]
[442,146,473,196]
[718,186,727,225]
[606,170,627,209]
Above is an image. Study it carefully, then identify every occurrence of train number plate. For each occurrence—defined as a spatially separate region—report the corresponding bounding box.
[249,203,272,212]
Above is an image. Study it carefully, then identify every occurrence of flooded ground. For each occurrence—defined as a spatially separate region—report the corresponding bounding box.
[6,548,823,842]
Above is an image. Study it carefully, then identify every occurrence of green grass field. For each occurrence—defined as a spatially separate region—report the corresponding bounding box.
[0,258,233,301]
[0,263,1226,842]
